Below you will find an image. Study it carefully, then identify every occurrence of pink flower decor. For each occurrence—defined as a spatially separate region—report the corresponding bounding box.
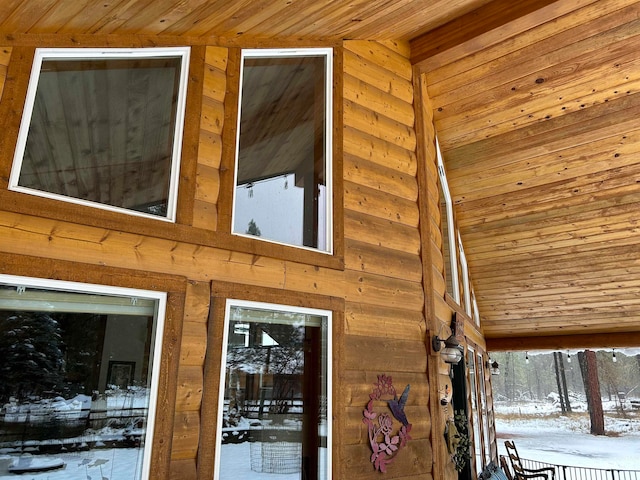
[362,375,412,473]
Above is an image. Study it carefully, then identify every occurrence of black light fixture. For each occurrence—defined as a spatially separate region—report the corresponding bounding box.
[612,349,617,363]
[488,359,500,375]
[525,352,529,364]
[432,333,463,364]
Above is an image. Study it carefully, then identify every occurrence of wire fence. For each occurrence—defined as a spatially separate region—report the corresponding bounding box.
[520,457,640,480]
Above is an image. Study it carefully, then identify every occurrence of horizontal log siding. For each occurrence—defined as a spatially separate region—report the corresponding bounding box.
[340,40,431,479]
[0,40,438,479]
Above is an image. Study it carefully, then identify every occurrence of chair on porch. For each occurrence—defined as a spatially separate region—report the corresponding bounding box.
[499,456,514,480]
[504,441,556,480]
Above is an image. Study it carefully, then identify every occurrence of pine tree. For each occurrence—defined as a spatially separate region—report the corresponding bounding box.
[246,219,262,237]
[0,311,65,401]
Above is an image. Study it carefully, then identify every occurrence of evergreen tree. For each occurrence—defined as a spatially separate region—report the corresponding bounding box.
[0,311,65,401]
[246,219,262,237]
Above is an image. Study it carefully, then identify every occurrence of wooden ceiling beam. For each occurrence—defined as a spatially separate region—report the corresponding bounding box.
[486,331,640,351]
[410,0,561,65]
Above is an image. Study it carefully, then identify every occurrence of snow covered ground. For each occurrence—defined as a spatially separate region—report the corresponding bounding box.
[495,399,640,470]
[0,448,143,479]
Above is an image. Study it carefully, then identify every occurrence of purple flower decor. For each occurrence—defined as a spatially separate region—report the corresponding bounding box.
[362,374,412,473]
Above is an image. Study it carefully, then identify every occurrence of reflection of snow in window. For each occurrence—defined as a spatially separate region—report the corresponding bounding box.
[232,48,333,253]
[216,299,332,479]
[0,274,166,480]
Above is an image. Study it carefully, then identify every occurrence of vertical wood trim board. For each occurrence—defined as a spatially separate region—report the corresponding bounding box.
[193,46,228,230]
[0,47,12,101]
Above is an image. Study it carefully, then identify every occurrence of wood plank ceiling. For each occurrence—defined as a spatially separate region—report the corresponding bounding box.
[1,0,639,348]
[413,0,640,349]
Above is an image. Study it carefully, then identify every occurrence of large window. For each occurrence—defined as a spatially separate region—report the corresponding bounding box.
[232,48,333,253]
[10,47,190,221]
[215,300,331,479]
[0,275,166,480]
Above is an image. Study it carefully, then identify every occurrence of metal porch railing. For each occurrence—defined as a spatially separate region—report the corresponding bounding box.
[519,457,640,480]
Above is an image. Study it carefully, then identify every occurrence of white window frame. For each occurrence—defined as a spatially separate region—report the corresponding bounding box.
[436,139,460,303]
[458,231,472,317]
[215,298,333,479]
[0,274,167,480]
[232,48,334,254]
[9,47,191,222]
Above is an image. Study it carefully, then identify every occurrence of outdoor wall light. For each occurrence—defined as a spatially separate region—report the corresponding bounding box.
[432,333,463,364]
[488,359,500,375]
[612,349,617,363]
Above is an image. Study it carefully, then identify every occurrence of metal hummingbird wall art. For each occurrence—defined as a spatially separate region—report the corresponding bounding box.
[362,374,413,473]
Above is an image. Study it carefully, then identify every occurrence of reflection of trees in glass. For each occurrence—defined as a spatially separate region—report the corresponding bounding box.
[0,312,65,402]
[226,318,305,419]
[54,313,106,398]
[246,218,261,236]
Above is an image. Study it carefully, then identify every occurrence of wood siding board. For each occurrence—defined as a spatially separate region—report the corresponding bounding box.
[344,210,421,255]
[153,290,185,477]
[344,238,422,283]
[179,322,207,366]
[0,47,33,183]
[343,153,418,202]
[344,300,425,339]
[170,410,200,460]
[174,364,203,411]
[0,47,12,119]
[169,459,197,480]
[215,47,238,238]
[344,41,413,81]
[343,125,417,176]
[344,99,416,151]
[343,49,413,104]
[343,72,415,127]
[344,180,420,227]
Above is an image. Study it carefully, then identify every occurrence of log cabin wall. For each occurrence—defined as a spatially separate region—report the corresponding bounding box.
[417,72,497,476]
[0,35,488,479]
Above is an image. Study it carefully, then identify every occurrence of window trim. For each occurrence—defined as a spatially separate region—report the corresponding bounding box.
[0,273,167,480]
[214,297,333,479]
[231,47,334,254]
[436,139,460,302]
[458,231,472,317]
[9,47,191,222]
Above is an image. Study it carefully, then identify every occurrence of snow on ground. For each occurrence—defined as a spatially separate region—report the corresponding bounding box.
[0,448,144,479]
[495,399,640,470]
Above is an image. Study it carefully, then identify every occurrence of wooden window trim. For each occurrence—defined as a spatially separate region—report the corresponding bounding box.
[0,46,344,271]
[8,47,190,222]
[0,253,186,480]
[198,281,343,480]
[217,47,344,271]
